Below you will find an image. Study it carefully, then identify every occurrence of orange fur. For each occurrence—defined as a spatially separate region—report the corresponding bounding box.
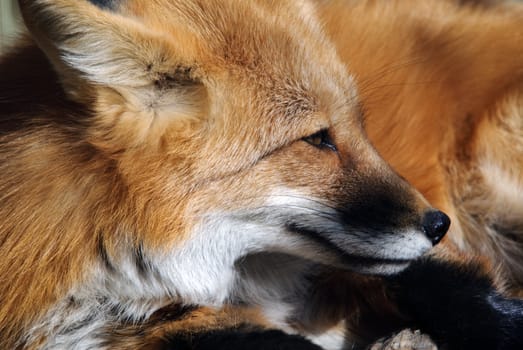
[2,0,523,348]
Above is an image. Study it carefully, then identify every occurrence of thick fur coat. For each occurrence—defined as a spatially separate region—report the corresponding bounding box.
[1,0,523,349]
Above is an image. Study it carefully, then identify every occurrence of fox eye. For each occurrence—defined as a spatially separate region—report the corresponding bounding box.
[303,129,337,152]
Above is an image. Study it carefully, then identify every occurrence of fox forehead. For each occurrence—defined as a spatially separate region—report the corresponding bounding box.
[78,0,362,169]
[114,0,358,121]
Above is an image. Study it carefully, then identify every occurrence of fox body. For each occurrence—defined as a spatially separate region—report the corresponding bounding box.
[0,0,522,349]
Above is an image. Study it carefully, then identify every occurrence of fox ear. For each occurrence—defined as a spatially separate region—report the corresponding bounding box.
[18,0,205,116]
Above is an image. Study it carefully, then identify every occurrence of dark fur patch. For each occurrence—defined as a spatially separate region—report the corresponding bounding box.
[134,242,151,276]
[97,232,115,273]
[132,242,164,283]
[87,0,118,11]
[0,41,90,135]
[387,258,523,349]
[148,304,198,325]
[339,183,416,231]
[153,66,200,91]
[161,328,323,350]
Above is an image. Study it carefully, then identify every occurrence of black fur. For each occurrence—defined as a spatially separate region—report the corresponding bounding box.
[97,231,115,273]
[387,258,523,350]
[160,328,323,350]
[134,242,150,276]
[87,0,117,11]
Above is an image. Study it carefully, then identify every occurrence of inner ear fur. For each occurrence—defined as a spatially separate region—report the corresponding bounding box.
[18,0,206,113]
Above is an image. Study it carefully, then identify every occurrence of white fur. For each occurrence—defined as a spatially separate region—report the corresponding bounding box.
[307,322,348,350]
[479,161,523,212]
[157,217,307,306]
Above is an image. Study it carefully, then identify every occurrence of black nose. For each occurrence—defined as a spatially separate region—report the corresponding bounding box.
[422,210,450,245]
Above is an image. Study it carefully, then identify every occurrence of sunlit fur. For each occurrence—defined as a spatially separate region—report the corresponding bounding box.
[319,0,523,293]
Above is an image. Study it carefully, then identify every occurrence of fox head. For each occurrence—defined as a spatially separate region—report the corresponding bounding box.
[6,0,449,317]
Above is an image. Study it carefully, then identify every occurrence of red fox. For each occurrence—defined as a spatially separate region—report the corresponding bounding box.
[0,0,522,349]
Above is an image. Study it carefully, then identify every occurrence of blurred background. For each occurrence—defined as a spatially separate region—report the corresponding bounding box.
[0,0,21,53]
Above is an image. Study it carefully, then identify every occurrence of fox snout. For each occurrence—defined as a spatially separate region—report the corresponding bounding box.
[277,156,453,275]
[327,201,450,275]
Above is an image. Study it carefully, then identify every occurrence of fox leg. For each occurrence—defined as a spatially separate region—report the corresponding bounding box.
[385,255,523,350]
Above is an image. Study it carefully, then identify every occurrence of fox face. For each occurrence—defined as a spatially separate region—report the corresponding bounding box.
[2,0,449,342]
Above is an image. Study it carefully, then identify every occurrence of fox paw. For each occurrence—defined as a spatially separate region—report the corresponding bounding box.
[369,329,437,350]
